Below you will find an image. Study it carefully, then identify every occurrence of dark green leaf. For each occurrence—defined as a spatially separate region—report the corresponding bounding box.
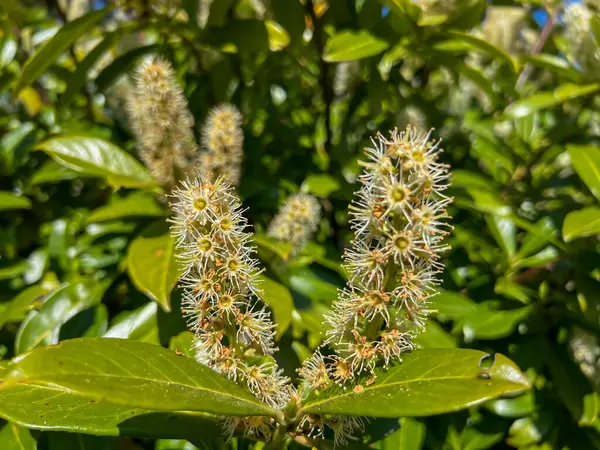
[1,338,277,417]
[15,280,109,354]
[430,290,476,321]
[36,135,154,189]
[258,275,293,338]
[287,267,339,303]
[48,432,113,450]
[127,232,181,312]
[88,192,164,223]
[505,84,600,118]
[300,349,529,417]
[30,160,82,185]
[563,207,600,242]
[568,144,600,201]
[15,9,107,92]
[324,30,390,62]
[460,302,533,341]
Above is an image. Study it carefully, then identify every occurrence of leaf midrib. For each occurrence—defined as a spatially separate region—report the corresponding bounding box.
[1,372,273,415]
[301,372,525,412]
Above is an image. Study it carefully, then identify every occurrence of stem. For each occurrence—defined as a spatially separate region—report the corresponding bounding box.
[516,12,556,90]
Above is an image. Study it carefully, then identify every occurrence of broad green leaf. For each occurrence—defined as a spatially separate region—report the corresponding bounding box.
[485,215,516,257]
[430,290,476,321]
[486,391,536,418]
[1,338,277,417]
[0,191,31,211]
[504,83,600,118]
[265,20,290,51]
[301,174,341,198]
[568,144,600,201]
[378,418,425,450]
[460,302,533,341]
[36,135,154,189]
[0,260,29,280]
[15,280,109,354]
[324,30,390,62]
[258,275,293,338]
[0,284,47,330]
[88,192,164,223]
[104,302,159,343]
[414,320,457,349]
[521,54,581,82]
[517,217,557,258]
[127,232,181,312]
[287,267,339,303]
[438,31,517,73]
[15,9,108,92]
[563,207,600,242]
[0,385,223,440]
[169,331,195,358]
[254,233,293,260]
[0,422,36,450]
[300,349,529,417]
[30,159,82,185]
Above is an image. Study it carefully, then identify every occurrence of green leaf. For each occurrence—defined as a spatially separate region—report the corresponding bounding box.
[300,349,529,417]
[15,280,109,354]
[568,144,600,201]
[439,31,517,73]
[30,159,82,185]
[287,267,339,303]
[15,9,108,92]
[459,302,533,341]
[127,232,181,312]
[521,54,581,82]
[563,207,600,242]
[254,233,293,260]
[0,191,31,211]
[504,83,600,118]
[48,432,112,450]
[486,391,536,418]
[430,290,476,321]
[485,215,516,257]
[562,206,600,242]
[414,321,457,349]
[88,192,164,223]
[169,331,195,358]
[378,418,425,450]
[324,30,390,62]
[36,135,154,189]
[265,20,290,51]
[301,174,341,198]
[258,275,293,338]
[0,422,36,450]
[104,302,159,343]
[1,338,277,417]
[0,284,47,330]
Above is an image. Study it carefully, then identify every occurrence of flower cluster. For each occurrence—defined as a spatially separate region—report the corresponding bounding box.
[298,127,451,441]
[170,174,290,438]
[127,58,198,186]
[200,105,244,187]
[564,3,600,78]
[267,194,321,257]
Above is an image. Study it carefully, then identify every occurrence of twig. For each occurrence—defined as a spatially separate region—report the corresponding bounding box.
[516,13,556,90]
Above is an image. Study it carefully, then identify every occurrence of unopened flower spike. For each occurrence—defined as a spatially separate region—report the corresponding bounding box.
[169,174,290,439]
[297,126,452,445]
[267,193,322,257]
[200,104,244,187]
[127,58,198,186]
[564,3,600,78]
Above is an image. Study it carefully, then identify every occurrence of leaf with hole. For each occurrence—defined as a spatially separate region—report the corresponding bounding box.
[300,348,529,417]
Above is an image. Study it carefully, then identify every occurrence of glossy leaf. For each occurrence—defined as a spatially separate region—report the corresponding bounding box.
[104,302,159,343]
[505,83,600,118]
[30,159,82,185]
[1,338,277,417]
[324,30,389,62]
[563,207,600,242]
[15,280,109,354]
[258,274,293,338]
[36,136,154,189]
[430,290,476,321]
[300,349,529,417]
[0,284,47,330]
[265,20,290,51]
[486,215,516,257]
[287,267,339,302]
[568,144,600,201]
[127,232,181,312]
[0,191,31,211]
[0,422,36,450]
[440,31,517,73]
[254,233,293,260]
[88,192,164,223]
[14,9,107,92]
[460,302,533,341]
